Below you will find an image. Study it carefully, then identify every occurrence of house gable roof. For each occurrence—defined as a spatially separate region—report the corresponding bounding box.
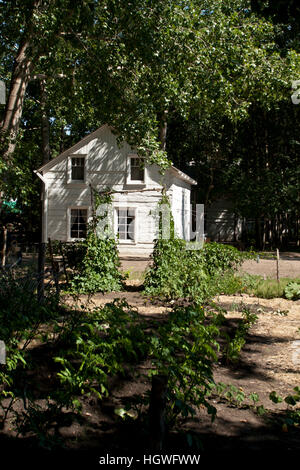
[36,124,197,186]
[36,124,109,174]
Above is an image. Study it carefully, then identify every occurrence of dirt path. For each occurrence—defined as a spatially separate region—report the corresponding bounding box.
[214,294,300,395]
[120,253,300,279]
[240,257,300,278]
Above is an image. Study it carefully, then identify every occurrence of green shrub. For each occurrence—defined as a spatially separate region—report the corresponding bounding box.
[0,270,59,342]
[69,233,124,294]
[0,270,60,432]
[149,304,220,427]
[68,188,125,294]
[284,281,300,300]
[201,242,247,276]
[54,299,148,402]
[143,194,251,303]
[144,239,248,302]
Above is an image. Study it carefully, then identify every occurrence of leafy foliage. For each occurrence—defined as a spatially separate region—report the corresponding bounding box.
[149,304,220,426]
[0,269,60,432]
[144,236,250,302]
[69,189,124,294]
[269,387,300,430]
[69,234,124,294]
[53,300,148,403]
[222,307,258,364]
[284,281,300,300]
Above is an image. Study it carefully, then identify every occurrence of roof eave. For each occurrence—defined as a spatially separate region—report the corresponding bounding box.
[170,166,197,185]
[36,124,110,174]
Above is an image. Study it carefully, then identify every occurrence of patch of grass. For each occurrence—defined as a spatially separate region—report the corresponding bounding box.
[121,268,146,281]
[234,274,300,299]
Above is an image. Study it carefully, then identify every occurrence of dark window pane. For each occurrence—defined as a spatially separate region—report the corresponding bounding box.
[70,208,87,238]
[71,157,85,180]
[130,158,144,181]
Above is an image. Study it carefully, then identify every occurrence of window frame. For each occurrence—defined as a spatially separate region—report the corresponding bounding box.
[114,206,137,244]
[67,154,87,185]
[67,206,89,241]
[127,154,145,185]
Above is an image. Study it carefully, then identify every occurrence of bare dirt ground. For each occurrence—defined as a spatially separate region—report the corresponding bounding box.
[240,253,300,279]
[120,252,300,279]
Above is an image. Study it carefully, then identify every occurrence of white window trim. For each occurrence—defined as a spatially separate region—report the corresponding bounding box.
[66,154,88,186]
[126,154,146,185]
[114,206,138,244]
[67,206,90,241]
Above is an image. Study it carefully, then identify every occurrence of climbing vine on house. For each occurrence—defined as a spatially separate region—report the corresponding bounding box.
[70,187,125,294]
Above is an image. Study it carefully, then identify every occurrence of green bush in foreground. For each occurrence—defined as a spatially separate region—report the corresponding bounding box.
[144,239,250,302]
[69,233,125,294]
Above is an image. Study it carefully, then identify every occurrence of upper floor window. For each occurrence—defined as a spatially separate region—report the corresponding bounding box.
[129,156,144,183]
[71,156,85,181]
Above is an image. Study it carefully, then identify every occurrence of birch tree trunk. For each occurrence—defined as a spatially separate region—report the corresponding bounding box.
[0,0,42,162]
[0,38,33,161]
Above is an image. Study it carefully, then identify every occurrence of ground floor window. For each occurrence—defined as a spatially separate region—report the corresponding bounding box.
[70,208,88,239]
[117,208,135,242]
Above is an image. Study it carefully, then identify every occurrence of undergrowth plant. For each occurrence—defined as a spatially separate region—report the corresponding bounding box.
[269,388,300,430]
[148,304,220,427]
[69,187,125,294]
[222,307,258,364]
[53,299,148,405]
[284,281,300,300]
[0,270,60,432]
[144,194,251,303]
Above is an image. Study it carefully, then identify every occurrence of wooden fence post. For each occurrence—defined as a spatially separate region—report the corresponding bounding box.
[48,238,60,296]
[37,241,46,303]
[148,374,168,451]
[59,241,69,284]
[1,226,7,268]
[276,248,280,295]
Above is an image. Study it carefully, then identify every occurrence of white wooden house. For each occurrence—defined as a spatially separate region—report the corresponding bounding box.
[35,125,197,256]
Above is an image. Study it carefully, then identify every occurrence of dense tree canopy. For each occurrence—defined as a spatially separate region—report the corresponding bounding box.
[0,0,300,246]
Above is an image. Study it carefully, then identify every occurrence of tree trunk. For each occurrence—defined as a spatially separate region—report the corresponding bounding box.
[1,227,7,268]
[159,110,168,151]
[148,375,168,451]
[0,0,41,162]
[0,39,33,161]
[37,78,50,303]
[40,79,50,163]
